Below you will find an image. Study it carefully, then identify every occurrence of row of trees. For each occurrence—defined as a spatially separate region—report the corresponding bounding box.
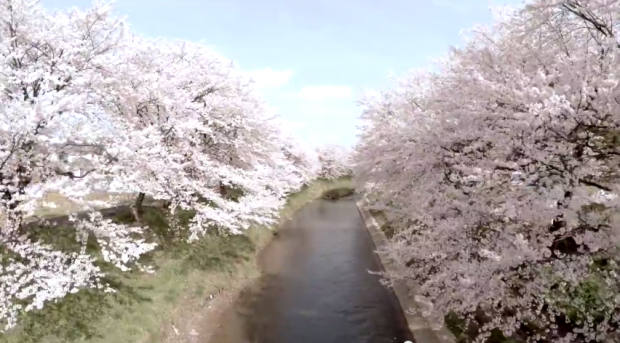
[355,1,620,342]
[0,0,350,331]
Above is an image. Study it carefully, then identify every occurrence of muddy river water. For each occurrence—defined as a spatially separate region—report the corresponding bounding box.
[208,195,413,343]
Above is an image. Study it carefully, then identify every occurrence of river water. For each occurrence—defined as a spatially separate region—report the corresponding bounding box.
[208,195,413,343]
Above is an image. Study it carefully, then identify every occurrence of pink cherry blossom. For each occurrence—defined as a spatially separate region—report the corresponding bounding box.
[0,0,336,331]
[355,1,620,341]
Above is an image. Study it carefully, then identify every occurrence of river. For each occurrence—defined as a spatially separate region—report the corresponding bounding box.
[208,195,414,343]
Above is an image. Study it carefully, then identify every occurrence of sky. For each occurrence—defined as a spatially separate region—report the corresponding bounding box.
[43,0,525,147]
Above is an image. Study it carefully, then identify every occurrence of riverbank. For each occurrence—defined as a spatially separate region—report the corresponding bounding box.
[1,177,352,343]
[356,198,455,343]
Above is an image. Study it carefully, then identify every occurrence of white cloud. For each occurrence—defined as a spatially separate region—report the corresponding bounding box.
[296,86,352,101]
[249,68,293,88]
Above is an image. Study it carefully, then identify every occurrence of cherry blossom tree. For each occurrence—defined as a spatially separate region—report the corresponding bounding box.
[279,132,321,184]
[0,0,319,331]
[316,144,353,179]
[356,1,620,342]
[0,0,157,331]
[103,35,317,237]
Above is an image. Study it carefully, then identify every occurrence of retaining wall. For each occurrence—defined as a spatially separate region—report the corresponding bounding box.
[356,199,455,343]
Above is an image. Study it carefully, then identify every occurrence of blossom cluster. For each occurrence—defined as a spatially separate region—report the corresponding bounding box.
[355,1,620,342]
[0,0,339,331]
[316,144,353,179]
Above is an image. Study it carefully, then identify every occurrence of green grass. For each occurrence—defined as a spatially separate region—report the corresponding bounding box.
[1,177,352,343]
[445,312,523,343]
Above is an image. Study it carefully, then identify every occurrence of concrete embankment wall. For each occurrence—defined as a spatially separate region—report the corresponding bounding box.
[355,199,456,343]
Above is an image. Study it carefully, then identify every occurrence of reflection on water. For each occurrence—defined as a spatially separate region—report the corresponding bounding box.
[208,196,413,343]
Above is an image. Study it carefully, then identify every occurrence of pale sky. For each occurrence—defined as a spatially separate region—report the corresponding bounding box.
[43,0,525,147]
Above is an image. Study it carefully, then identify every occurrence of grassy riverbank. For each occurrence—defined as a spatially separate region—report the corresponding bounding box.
[2,177,352,343]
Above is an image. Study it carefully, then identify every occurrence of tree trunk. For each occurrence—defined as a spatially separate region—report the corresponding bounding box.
[131,192,145,223]
[218,181,227,198]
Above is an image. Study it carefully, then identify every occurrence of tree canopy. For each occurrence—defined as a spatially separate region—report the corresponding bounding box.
[355,1,620,342]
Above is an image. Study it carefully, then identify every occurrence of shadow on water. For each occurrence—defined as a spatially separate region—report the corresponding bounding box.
[208,195,414,343]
